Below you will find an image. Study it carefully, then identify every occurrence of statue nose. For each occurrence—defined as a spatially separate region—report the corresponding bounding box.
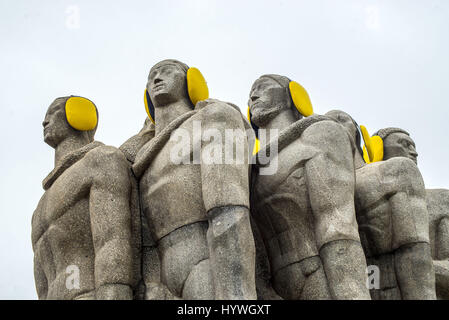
[42,120,49,128]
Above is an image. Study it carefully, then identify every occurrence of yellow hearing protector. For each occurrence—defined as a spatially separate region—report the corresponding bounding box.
[65,96,98,131]
[360,125,384,163]
[288,81,314,117]
[144,67,209,123]
[247,79,314,155]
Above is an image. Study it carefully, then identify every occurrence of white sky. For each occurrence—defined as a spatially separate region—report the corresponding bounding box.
[0,0,448,299]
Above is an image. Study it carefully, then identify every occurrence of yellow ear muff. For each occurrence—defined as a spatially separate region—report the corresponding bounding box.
[289,81,314,117]
[247,106,261,155]
[187,67,209,106]
[252,137,260,155]
[360,125,384,163]
[65,96,97,131]
[370,136,384,162]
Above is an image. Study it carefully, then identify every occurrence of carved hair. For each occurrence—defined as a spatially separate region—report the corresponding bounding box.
[149,59,189,76]
[259,74,291,89]
[374,127,410,141]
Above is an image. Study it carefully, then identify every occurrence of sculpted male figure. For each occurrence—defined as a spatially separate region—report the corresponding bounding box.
[120,118,178,300]
[375,127,448,299]
[132,59,256,299]
[32,96,140,299]
[248,75,370,300]
[326,111,436,300]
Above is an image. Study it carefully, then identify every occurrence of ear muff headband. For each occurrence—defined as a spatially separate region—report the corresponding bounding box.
[65,96,98,131]
[288,81,314,117]
[144,67,209,124]
[144,89,155,124]
[360,125,384,163]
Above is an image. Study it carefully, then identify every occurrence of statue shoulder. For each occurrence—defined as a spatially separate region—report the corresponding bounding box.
[383,157,420,176]
[302,118,351,151]
[85,144,129,174]
[120,118,155,163]
[196,98,244,125]
[427,188,449,219]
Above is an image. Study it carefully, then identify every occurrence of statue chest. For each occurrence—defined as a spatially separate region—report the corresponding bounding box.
[254,139,316,198]
[32,161,93,249]
[139,142,207,241]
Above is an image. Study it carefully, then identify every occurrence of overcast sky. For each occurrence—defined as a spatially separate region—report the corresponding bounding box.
[0,0,448,299]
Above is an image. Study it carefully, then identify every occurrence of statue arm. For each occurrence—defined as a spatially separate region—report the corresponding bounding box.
[33,255,48,299]
[303,121,371,299]
[251,216,283,300]
[435,217,449,299]
[89,148,135,300]
[200,101,257,299]
[436,216,449,260]
[206,206,256,299]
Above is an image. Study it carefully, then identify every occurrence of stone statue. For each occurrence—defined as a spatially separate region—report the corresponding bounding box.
[120,118,179,300]
[375,127,449,299]
[32,96,141,299]
[131,59,257,299]
[326,111,436,300]
[248,75,371,300]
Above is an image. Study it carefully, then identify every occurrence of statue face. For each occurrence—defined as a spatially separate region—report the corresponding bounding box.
[248,77,290,128]
[147,64,187,107]
[326,110,358,144]
[383,132,418,164]
[42,99,73,148]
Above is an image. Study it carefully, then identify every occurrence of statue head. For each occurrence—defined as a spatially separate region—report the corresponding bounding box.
[248,74,299,128]
[42,96,98,148]
[374,127,417,164]
[326,110,363,157]
[146,59,191,108]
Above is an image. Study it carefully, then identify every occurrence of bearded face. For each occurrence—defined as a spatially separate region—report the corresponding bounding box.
[248,77,292,128]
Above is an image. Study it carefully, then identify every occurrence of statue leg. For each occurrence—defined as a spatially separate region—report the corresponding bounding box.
[390,191,436,299]
[394,242,435,299]
[181,259,215,299]
[273,256,331,300]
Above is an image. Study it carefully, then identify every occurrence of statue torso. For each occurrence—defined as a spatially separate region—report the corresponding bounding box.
[252,125,321,274]
[32,149,98,300]
[355,157,429,256]
[139,114,208,242]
